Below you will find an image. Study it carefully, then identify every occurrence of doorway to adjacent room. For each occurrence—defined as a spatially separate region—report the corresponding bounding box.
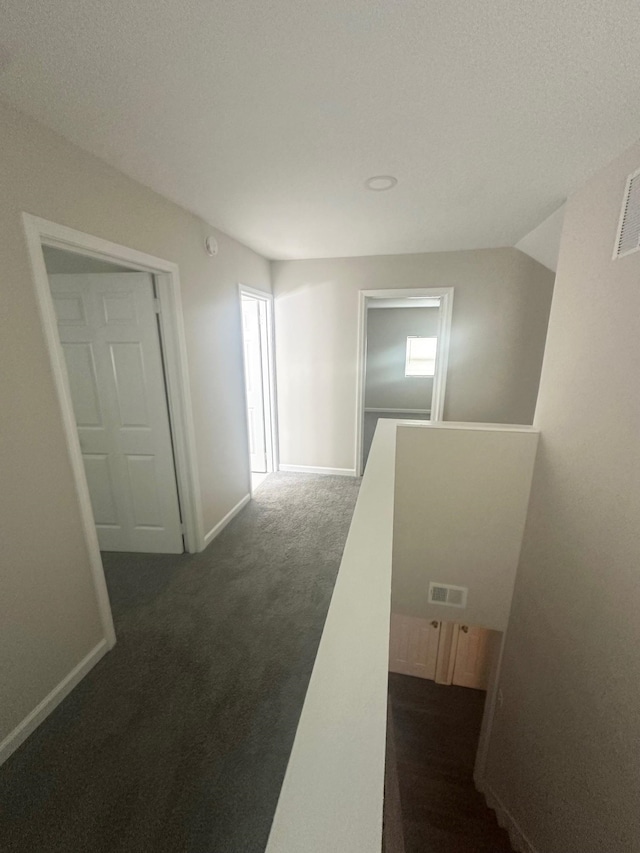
[355,288,454,473]
[23,214,205,646]
[239,285,278,493]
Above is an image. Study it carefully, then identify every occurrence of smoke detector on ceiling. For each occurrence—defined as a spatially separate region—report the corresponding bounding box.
[365,175,398,191]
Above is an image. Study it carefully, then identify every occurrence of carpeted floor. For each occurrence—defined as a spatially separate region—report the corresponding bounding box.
[0,472,360,853]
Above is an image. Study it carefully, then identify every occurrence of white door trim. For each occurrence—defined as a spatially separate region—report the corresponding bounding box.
[238,285,279,484]
[355,287,454,476]
[22,213,206,646]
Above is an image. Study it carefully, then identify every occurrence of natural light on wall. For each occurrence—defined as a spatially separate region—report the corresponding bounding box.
[405,336,437,377]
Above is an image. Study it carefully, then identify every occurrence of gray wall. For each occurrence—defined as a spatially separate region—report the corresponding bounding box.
[484,139,640,850]
[0,100,270,749]
[273,249,555,471]
[364,307,438,411]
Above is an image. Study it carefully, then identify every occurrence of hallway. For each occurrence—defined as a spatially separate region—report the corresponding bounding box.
[0,473,360,853]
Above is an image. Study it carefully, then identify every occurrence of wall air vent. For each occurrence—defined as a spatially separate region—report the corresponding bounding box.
[428,582,468,608]
[614,167,640,259]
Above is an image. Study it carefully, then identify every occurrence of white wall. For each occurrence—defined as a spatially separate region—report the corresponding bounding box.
[266,419,396,853]
[0,100,270,753]
[364,307,438,410]
[484,139,640,850]
[272,249,554,471]
[392,423,538,632]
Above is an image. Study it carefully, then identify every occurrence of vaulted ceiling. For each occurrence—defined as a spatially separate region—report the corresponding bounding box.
[2,1,639,260]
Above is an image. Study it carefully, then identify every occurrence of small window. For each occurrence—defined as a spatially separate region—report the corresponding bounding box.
[405,336,437,377]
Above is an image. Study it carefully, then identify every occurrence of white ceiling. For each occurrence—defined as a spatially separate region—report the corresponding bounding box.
[2,1,640,260]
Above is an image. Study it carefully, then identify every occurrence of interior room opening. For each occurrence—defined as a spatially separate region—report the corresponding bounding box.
[239,286,277,493]
[359,292,452,472]
[42,244,185,555]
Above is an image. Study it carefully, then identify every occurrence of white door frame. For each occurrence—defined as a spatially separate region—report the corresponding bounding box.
[238,284,279,483]
[355,287,454,476]
[22,213,206,647]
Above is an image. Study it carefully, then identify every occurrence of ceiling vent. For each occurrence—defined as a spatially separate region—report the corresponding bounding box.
[428,582,468,608]
[614,167,640,259]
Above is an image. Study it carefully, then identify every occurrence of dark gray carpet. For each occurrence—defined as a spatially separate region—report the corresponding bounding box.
[0,472,360,853]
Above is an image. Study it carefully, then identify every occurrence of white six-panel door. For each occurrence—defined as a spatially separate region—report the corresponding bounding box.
[241,296,268,473]
[49,273,184,553]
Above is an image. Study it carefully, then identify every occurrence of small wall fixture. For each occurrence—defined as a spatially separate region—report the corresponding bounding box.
[365,175,398,191]
[205,235,218,257]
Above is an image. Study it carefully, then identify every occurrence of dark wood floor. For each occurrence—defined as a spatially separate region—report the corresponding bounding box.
[387,673,515,853]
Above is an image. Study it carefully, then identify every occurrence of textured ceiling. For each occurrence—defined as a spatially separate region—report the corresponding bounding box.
[1,1,640,260]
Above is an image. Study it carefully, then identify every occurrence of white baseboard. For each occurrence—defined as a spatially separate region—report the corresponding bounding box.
[278,464,357,477]
[475,778,539,853]
[0,639,109,767]
[202,493,251,548]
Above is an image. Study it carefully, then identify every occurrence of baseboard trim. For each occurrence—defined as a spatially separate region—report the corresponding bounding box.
[475,778,539,853]
[278,464,357,477]
[0,639,109,767]
[202,493,251,548]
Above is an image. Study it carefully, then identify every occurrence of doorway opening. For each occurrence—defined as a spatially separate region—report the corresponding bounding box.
[239,285,278,494]
[45,248,184,555]
[355,288,454,474]
[23,214,204,646]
